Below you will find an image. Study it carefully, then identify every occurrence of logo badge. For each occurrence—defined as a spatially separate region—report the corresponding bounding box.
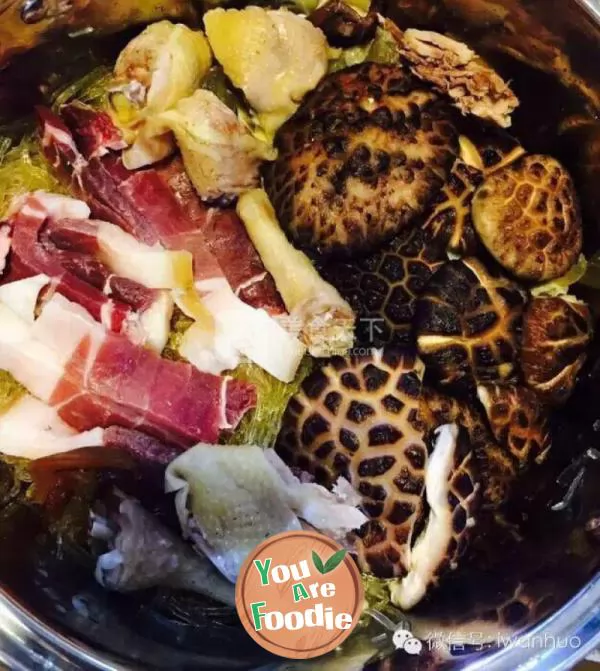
[236,530,363,659]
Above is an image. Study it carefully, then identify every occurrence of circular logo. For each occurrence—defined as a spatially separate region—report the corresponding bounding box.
[235,530,364,659]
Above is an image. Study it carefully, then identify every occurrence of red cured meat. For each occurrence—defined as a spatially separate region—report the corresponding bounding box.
[158,158,285,315]
[5,196,130,332]
[39,105,285,315]
[49,327,256,446]
[60,102,126,159]
[4,194,163,334]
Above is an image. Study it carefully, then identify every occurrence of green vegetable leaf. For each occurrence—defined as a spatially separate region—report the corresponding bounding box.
[312,550,325,574]
[323,549,347,573]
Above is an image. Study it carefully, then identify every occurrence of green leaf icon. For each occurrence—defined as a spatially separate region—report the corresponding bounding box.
[312,549,347,575]
[312,550,325,574]
[323,549,347,573]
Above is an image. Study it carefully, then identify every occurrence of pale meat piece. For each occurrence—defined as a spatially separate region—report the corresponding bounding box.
[154,90,275,201]
[204,7,329,131]
[399,28,519,128]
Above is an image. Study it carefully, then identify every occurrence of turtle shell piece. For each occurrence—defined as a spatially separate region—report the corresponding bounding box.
[522,296,593,404]
[276,348,429,578]
[318,226,445,348]
[420,388,519,508]
[472,154,583,281]
[415,258,526,389]
[421,157,484,256]
[262,62,458,257]
[390,423,481,610]
[477,385,551,467]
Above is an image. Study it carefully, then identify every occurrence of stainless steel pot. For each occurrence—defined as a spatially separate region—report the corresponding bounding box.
[1,0,600,668]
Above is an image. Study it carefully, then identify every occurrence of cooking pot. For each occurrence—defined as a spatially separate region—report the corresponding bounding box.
[1,0,600,669]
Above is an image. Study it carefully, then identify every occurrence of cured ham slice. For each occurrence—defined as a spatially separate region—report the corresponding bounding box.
[47,104,285,315]
[3,192,174,352]
[156,158,285,315]
[0,294,256,446]
[39,107,306,382]
[0,393,180,464]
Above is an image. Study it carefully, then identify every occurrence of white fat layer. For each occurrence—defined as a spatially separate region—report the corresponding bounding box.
[33,293,105,368]
[391,424,458,610]
[0,394,104,459]
[100,301,115,330]
[32,191,91,220]
[234,271,267,295]
[96,222,193,289]
[0,275,50,323]
[179,322,240,375]
[219,377,231,430]
[139,290,173,353]
[197,279,306,382]
[0,302,63,402]
[165,445,366,582]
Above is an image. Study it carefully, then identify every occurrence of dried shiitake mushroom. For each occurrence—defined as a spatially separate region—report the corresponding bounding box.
[318,226,445,347]
[391,423,481,610]
[422,157,484,256]
[263,62,458,257]
[276,348,429,578]
[458,123,525,175]
[309,0,379,47]
[420,387,518,508]
[477,384,551,467]
[415,258,526,389]
[522,296,593,404]
[472,154,583,281]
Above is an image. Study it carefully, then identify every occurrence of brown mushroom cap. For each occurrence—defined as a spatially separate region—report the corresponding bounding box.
[522,296,593,404]
[318,226,445,347]
[276,348,429,578]
[415,257,526,389]
[262,62,458,257]
[472,154,583,281]
[477,384,551,467]
[422,157,484,256]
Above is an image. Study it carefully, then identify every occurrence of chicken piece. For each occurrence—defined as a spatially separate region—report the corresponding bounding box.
[398,29,519,128]
[204,7,329,133]
[156,90,276,201]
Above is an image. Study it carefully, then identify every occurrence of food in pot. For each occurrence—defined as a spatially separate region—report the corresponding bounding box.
[277,348,429,578]
[0,4,595,654]
[397,29,519,128]
[421,157,484,256]
[319,226,444,347]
